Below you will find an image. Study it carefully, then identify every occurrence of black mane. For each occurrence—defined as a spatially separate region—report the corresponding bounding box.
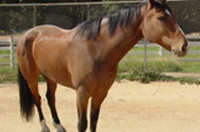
[76,3,145,40]
[108,4,143,36]
[76,18,102,41]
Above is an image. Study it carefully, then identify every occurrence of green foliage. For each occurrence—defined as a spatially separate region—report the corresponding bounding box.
[116,57,200,85]
[116,68,200,85]
[179,77,200,85]
[146,60,182,72]
[0,67,45,83]
[116,68,176,83]
[0,0,101,3]
[0,67,18,83]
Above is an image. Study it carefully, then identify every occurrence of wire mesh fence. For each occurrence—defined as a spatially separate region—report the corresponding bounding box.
[0,0,199,81]
[0,1,199,35]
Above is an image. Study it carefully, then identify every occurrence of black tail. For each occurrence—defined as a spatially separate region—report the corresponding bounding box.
[18,66,35,121]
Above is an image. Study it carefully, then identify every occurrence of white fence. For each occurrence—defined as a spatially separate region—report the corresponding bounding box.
[0,35,199,69]
[0,36,18,69]
[128,36,200,56]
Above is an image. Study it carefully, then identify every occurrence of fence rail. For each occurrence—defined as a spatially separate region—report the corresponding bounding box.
[0,36,18,68]
[0,35,199,69]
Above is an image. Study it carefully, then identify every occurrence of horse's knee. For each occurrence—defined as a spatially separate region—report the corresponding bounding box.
[33,93,42,107]
[90,93,107,132]
[46,90,56,107]
[45,80,56,105]
[46,91,51,103]
[76,87,90,132]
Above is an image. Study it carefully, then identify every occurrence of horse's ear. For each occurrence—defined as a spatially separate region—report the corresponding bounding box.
[149,0,155,5]
[161,0,166,2]
[149,0,166,5]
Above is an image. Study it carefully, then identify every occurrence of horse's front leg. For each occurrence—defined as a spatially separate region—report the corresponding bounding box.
[90,92,108,132]
[76,87,90,132]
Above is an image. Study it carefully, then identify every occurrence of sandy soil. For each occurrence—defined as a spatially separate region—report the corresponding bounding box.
[1,81,200,132]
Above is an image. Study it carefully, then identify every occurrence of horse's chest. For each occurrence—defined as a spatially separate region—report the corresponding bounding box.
[87,67,117,95]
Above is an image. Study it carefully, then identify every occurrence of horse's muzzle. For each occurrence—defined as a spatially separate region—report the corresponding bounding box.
[172,41,189,58]
[181,41,188,53]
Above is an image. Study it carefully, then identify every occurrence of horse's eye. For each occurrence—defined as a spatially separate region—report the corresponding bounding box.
[157,16,164,21]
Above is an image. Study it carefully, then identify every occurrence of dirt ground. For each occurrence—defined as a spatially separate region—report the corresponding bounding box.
[1,81,200,132]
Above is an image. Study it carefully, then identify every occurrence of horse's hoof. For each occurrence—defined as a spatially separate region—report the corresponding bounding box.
[41,128,50,132]
[57,125,67,132]
[41,120,51,132]
[57,127,66,132]
[54,122,67,132]
[57,129,66,132]
[41,130,50,132]
[41,126,51,132]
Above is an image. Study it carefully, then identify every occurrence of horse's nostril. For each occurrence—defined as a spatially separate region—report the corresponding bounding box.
[182,41,188,52]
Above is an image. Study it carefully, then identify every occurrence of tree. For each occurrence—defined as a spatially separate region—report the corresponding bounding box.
[168,0,199,34]
[0,0,101,3]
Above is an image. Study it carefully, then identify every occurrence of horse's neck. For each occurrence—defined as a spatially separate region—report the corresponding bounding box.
[99,15,144,70]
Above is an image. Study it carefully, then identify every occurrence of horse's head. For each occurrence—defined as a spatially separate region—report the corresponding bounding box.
[141,0,188,57]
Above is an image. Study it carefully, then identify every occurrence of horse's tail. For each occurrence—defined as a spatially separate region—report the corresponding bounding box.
[18,66,35,121]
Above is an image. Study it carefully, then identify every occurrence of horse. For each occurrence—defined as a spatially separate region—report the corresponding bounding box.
[17,0,188,132]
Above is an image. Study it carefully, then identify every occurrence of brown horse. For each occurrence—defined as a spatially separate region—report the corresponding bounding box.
[17,0,188,132]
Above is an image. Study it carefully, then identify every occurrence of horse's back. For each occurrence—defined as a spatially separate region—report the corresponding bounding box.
[17,25,74,86]
[17,25,63,61]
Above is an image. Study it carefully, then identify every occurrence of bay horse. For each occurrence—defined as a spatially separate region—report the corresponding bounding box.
[17,0,188,132]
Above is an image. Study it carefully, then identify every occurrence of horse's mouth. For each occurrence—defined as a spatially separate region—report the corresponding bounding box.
[172,49,187,58]
[172,52,180,58]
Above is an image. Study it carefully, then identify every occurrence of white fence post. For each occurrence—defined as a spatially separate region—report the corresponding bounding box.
[9,36,15,69]
[33,4,37,27]
[159,46,163,56]
[144,39,147,73]
[87,2,90,21]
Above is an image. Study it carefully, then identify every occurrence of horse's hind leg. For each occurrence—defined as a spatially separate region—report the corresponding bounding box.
[45,77,66,132]
[26,75,50,132]
[17,35,50,132]
[19,65,50,132]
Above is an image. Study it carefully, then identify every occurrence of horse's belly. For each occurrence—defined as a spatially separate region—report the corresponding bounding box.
[41,68,74,88]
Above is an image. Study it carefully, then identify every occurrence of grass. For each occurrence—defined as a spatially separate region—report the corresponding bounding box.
[116,68,200,85]
[0,67,18,83]
[0,50,10,54]
[1,47,200,84]
[0,66,45,83]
